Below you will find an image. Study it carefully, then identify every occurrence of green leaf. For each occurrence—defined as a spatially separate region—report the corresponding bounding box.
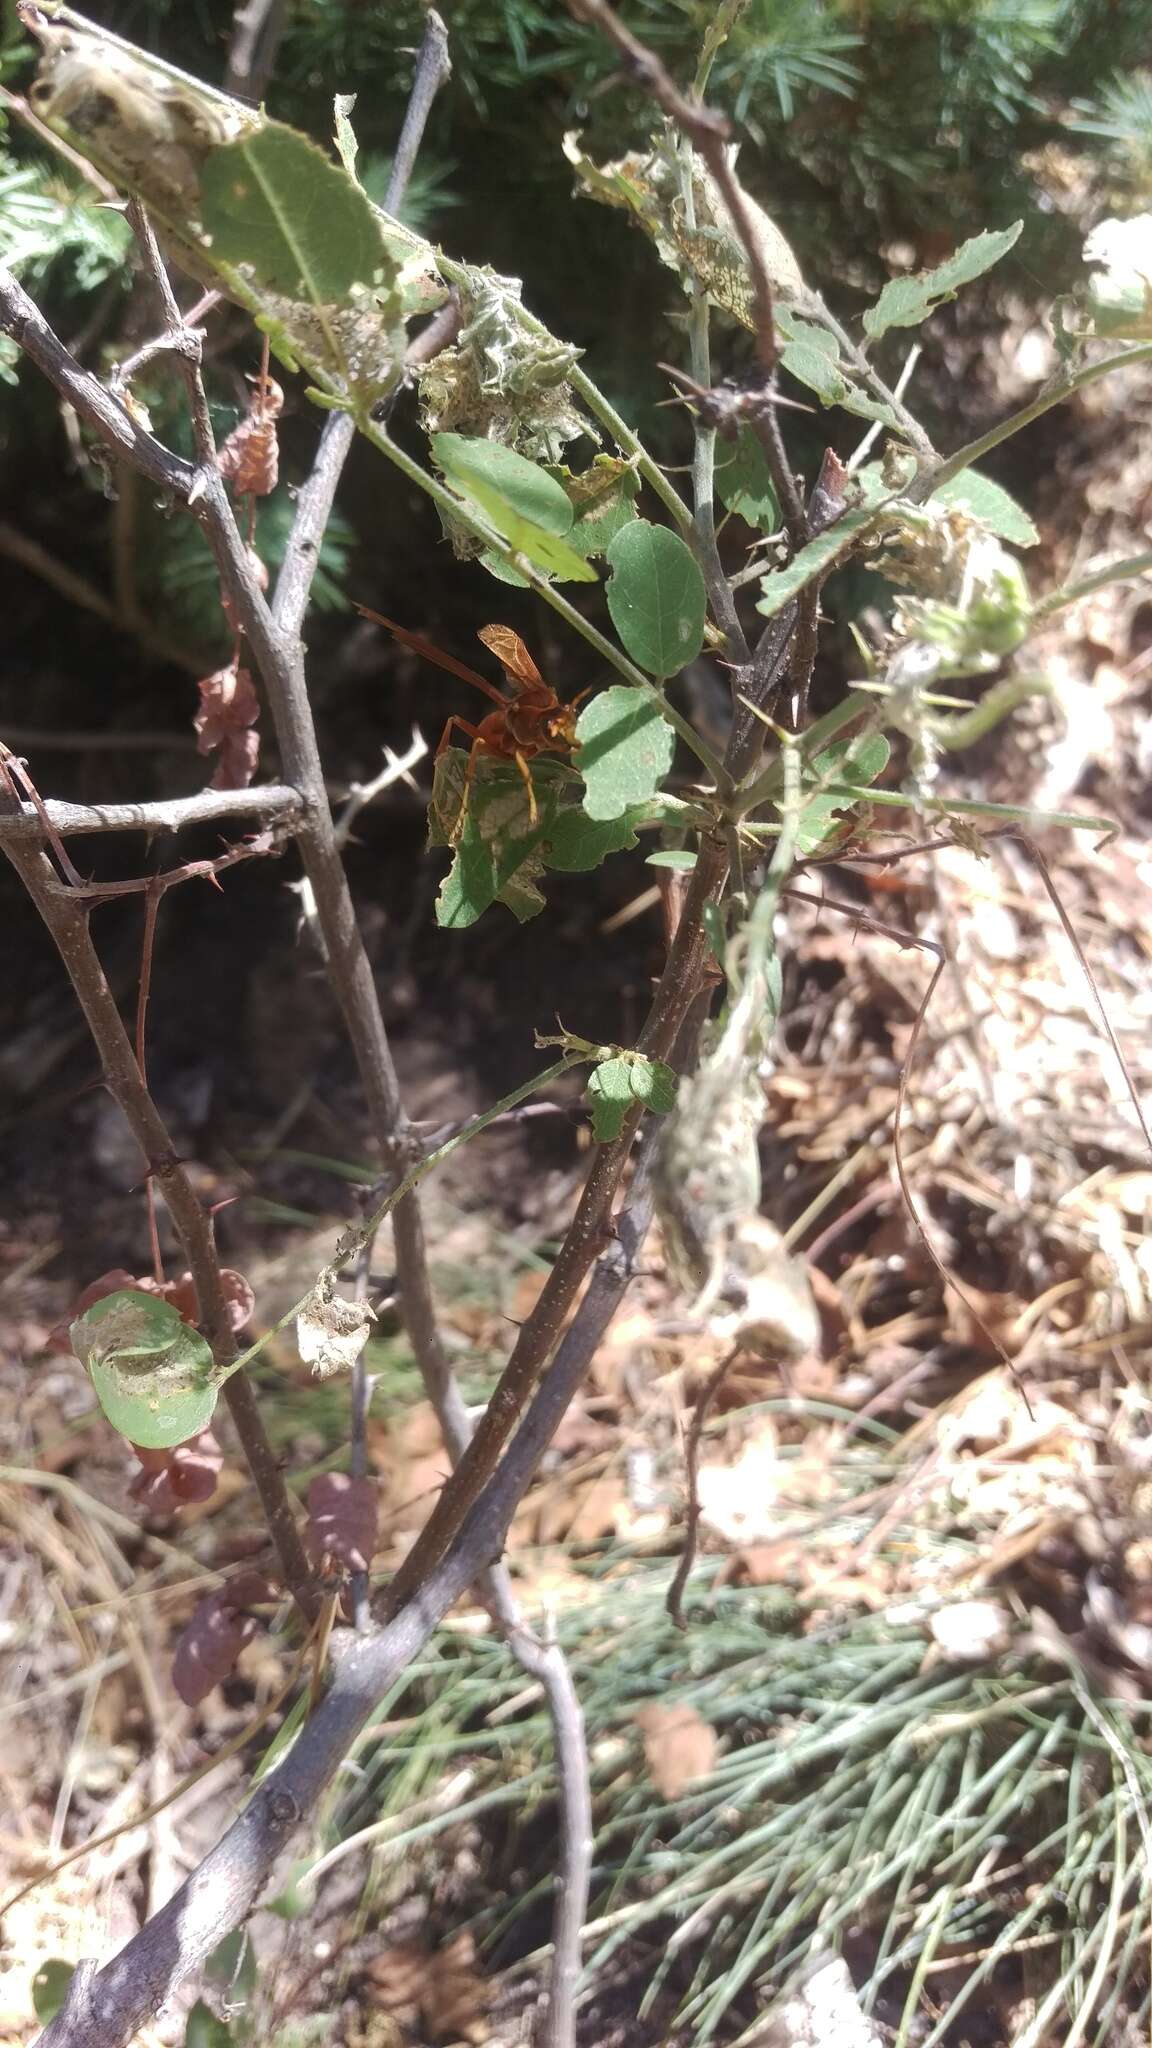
[757,508,877,617]
[32,1962,75,2025]
[70,1291,221,1449]
[586,1052,677,1140]
[433,433,597,582]
[544,805,643,870]
[434,432,574,534]
[576,686,675,821]
[200,122,386,302]
[185,2001,234,2048]
[932,469,1038,547]
[646,849,697,871]
[795,731,891,853]
[715,428,779,531]
[605,521,706,676]
[863,223,1023,339]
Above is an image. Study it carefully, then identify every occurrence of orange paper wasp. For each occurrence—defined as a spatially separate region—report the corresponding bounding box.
[358,609,588,842]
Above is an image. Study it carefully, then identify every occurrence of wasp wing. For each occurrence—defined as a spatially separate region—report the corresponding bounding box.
[477,624,546,695]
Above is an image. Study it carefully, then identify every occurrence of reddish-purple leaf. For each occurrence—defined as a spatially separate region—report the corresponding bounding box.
[129,1429,224,1512]
[305,1473,378,1574]
[170,1572,276,1705]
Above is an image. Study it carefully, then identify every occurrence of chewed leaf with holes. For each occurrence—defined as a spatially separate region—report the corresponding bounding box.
[576,686,675,821]
[70,1290,222,1448]
[587,1052,677,1141]
[863,224,1022,339]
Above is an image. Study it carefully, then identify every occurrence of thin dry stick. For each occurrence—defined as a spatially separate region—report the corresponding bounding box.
[0,784,301,839]
[665,1345,739,1629]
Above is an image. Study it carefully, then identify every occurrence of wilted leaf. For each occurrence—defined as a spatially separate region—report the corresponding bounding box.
[217,377,283,497]
[635,1701,717,1798]
[305,1472,378,1572]
[296,1284,375,1378]
[194,661,260,791]
[605,521,706,676]
[71,1291,222,1449]
[576,685,675,820]
[862,223,1022,339]
[130,1429,224,1511]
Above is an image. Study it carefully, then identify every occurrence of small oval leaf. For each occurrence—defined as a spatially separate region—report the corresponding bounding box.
[576,685,675,821]
[70,1291,221,1449]
[605,521,706,676]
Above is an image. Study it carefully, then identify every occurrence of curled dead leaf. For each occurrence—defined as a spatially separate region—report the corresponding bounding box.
[635,1700,717,1798]
[296,1280,375,1379]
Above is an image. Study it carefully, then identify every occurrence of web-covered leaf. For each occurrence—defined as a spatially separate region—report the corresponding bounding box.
[70,1290,224,1449]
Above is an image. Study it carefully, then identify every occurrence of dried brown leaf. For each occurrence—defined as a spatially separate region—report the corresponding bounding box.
[635,1700,717,1798]
[217,377,283,496]
[194,660,260,791]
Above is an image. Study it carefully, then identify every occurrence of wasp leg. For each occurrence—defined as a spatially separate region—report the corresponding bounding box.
[436,716,486,845]
[511,747,539,826]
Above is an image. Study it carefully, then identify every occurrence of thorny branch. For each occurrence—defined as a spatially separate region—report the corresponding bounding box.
[34,1120,666,2048]
[6,18,602,2045]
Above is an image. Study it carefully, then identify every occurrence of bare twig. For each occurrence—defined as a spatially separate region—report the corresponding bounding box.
[0,784,302,839]
[383,831,729,1614]
[384,12,452,216]
[0,269,193,497]
[222,0,289,103]
[666,1345,738,1629]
